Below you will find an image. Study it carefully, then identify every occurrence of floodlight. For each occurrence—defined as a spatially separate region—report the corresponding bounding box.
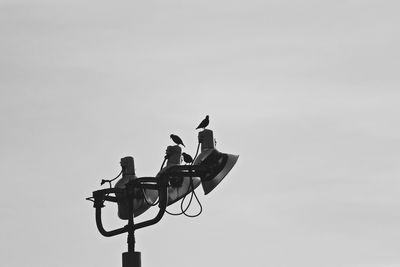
[194,129,239,194]
[194,148,238,194]
[87,122,239,267]
[115,157,158,219]
[158,145,200,205]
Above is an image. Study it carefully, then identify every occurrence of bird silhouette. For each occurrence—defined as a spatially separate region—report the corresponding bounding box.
[196,115,209,130]
[182,152,193,164]
[170,134,185,147]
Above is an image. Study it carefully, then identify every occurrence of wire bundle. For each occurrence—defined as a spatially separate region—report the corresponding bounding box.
[96,142,204,218]
[161,142,203,218]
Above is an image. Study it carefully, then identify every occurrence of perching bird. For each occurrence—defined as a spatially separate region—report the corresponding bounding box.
[170,134,185,147]
[196,115,209,130]
[182,152,193,164]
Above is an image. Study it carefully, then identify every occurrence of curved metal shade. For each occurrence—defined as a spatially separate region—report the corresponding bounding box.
[194,149,239,195]
[157,165,201,206]
[115,175,158,218]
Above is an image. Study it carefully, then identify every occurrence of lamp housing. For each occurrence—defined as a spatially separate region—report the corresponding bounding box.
[158,145,200,206]
[194,148,238,195]
[115,157,158,219]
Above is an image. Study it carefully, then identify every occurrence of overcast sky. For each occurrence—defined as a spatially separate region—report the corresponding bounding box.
[1,1,400,267]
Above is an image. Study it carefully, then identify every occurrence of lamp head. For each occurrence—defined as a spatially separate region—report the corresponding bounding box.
[158,146,201,206]
[194,149,239,195]
[115,157,158,219]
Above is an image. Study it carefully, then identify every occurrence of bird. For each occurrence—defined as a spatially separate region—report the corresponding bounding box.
[196,115,209,130]
[182,152,193,164]
[170,134,185,147]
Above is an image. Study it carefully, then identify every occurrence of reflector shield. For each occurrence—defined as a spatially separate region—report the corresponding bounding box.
[157,165,201,206]
[115,175,158,219]
[194,149,239,195]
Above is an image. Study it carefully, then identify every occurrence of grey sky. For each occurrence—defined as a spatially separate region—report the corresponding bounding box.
[1,1,400,266]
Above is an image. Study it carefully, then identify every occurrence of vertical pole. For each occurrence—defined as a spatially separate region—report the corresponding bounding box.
[127,197,135,253]
[121,157,142,267]
[122,213,141,267]
[122,251,141,267]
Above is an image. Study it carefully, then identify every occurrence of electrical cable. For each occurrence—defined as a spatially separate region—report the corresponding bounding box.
[165,141,203,217]
[181,176,203,217]
[180,179,195,213]
[100,169,123,188]
[180,142,203,217]
[192,142,201,163]
[98,169,123,206]
[141,188,159,206]
[160,157,167,171]
[165,170,195,216]
[183,190,202,217]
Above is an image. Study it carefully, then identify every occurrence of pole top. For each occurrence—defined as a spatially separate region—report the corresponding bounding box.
[120,157,135,175]
[198,129,215,151]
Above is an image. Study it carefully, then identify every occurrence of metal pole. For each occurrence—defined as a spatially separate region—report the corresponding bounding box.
[122,157,142,267]
[122,251,141,267]
[123,225,141,267]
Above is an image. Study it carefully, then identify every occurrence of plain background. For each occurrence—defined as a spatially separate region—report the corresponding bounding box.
[1,0,400,266]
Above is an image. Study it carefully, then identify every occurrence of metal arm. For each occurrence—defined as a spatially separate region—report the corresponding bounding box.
[90,164,208,237]
[91,175,170,237]
[159,164,209,178]
[95,207,129,237]
[92,188,128,237]
[134,175,168,230]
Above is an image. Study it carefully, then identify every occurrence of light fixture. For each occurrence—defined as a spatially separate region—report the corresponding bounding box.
[194,148,239,195]
[158,145,201,206]
[87,123,239,267]
[194,129,239,194]
[115,157,158,219]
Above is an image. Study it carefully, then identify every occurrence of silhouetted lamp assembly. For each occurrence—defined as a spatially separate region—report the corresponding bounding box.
[87,123,238,267]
